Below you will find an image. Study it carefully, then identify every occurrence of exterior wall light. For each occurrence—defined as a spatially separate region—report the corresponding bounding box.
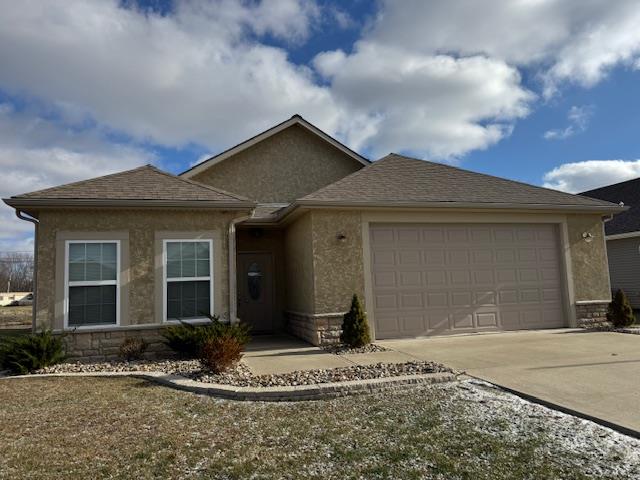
[582,232,594,243]
[336,233,347,242]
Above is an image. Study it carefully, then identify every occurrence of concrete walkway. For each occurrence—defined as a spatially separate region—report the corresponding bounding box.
[380,329,640,435]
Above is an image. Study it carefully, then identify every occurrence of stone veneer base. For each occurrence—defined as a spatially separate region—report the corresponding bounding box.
[3,371,457,402]
[575,302,610,328]
[285,311,345,346]
[60,326,173,362]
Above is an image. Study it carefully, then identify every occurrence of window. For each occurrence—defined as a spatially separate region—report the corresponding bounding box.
[164,240,213,321]
[65,241,119,328]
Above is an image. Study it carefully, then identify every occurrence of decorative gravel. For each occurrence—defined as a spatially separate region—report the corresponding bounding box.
[321,343,389,355]
[36,358,452,387]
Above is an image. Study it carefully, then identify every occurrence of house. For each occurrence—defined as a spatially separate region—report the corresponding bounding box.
[0,292,32,307]
[3,115,624,360]
[581,178,640,308]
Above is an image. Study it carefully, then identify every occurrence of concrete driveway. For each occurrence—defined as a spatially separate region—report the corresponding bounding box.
[380,329,640,435]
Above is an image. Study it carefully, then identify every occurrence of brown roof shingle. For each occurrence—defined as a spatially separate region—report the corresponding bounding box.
[299,154,622,211]
[8,165,253,206]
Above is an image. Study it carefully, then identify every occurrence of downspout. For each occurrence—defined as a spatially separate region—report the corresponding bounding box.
[15,210,39,332]
[228,210,254,323]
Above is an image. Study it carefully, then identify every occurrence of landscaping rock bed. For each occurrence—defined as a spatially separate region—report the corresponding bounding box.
[36,359,452,387]
[321,343,389,355]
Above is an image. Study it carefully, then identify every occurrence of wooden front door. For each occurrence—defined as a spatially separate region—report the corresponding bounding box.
[237,253,274,332]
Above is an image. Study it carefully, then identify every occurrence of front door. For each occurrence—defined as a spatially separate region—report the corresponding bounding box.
[237,253,274,332]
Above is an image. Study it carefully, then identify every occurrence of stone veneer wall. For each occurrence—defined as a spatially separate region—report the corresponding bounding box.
[575,302,610,328]
[285,311,344,346]
[63,326,172,362]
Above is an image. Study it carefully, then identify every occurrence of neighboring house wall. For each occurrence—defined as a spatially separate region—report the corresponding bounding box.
[191,125,363,203]
[606,237,640,307]
[35,208,247,334]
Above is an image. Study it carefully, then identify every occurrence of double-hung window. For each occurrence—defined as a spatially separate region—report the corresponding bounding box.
[164,240,213,321]
[65,241,119,327]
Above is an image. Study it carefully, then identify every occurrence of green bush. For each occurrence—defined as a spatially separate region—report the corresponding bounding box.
[340,294,371,348]
[607,289,635,328]
[0,330,66,374]
[161,314,251,358]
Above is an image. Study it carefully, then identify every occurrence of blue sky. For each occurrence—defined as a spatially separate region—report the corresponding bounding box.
[2,0,640,251]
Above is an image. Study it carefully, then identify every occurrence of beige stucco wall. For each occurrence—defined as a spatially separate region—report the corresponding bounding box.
[35,208,247,330]
[191,124,363,203]
[310,210,365,313]
[566,214,611,301]
[283,213,315,313]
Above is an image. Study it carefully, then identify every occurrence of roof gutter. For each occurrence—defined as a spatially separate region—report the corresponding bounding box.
[293,199,628,214]
[3,198,256,210]
[14,210,38,333]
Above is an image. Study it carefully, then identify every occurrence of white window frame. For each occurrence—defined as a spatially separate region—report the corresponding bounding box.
[64,240,121,330]
[162,239,214,323]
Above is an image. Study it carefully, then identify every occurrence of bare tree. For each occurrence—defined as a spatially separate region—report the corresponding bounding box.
[0,252,34,292]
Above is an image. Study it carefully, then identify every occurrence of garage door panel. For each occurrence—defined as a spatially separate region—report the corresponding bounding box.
[371,223,566,338]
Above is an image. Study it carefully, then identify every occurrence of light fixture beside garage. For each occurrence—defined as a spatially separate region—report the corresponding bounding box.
[582,232,594,243]
[336,233,347,243]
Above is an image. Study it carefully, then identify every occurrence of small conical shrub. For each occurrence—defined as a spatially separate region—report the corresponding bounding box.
[340,294,371,347]
[607,289,635,328]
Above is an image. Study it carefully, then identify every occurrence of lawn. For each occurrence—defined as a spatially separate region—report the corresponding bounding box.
[0,377,637,479]
[0,306,31,329]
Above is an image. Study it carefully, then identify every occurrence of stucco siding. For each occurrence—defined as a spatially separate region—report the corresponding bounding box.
[191,125,363,203]
[283,213,315,313]
[311,210,365,313]
[606,237,640,307]
[35,209,246,330]
[566,214,611,301]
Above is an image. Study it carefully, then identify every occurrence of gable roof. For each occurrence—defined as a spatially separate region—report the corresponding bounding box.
[298,154,624,213]
[180,114,370,179]
[580,177,640,235]
[4,165,255,210]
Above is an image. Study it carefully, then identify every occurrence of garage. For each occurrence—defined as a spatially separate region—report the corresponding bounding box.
[370,223,566,339]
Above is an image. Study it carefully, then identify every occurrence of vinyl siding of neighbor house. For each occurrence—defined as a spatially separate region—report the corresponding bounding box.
[190,124,364,203]
[34,208,249,330]
[606,237,640,307]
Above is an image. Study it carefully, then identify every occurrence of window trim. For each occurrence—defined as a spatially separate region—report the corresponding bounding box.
[162,238,214,323]
[63,239,121,330]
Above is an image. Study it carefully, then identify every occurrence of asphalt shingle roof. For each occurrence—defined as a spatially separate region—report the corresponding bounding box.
[580,178,640,235]
[10,165,252,204]
[300,154,621,210]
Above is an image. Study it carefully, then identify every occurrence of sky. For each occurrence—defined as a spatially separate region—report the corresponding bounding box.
[2,0,640,252]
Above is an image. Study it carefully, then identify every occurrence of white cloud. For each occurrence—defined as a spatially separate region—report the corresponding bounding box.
[314,41,533,159]
[543,105,594,140]
[543,160,640,193]
[0,104,153,251]
[366,0,640,97]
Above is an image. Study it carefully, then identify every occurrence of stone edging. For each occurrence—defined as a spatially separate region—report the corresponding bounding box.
[1,371,457,402]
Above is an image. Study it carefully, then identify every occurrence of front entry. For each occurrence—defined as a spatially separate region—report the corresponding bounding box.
[237,252,274,332]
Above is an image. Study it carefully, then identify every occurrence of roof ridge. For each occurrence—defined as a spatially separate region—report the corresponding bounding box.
[13,164,151,198]
[580,175,640,195]
[147,165,252,202]
[386,153,613,207]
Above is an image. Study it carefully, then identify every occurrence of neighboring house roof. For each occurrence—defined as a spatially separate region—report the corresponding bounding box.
[180,114,370,179]
[298,154,623,212]
[4,165,255,210]
[580,177,640,236]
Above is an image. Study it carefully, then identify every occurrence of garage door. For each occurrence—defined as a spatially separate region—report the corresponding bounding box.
[370,223,565,339]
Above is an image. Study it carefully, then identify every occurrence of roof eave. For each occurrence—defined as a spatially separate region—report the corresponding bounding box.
[3,198,257,210]
[294,199,628,213]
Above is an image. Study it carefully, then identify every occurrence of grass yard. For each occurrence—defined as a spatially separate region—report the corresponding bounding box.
[0,306,31,329]
[0,377,637,479]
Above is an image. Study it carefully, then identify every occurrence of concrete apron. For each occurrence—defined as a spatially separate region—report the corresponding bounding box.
[379,329,640,438]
